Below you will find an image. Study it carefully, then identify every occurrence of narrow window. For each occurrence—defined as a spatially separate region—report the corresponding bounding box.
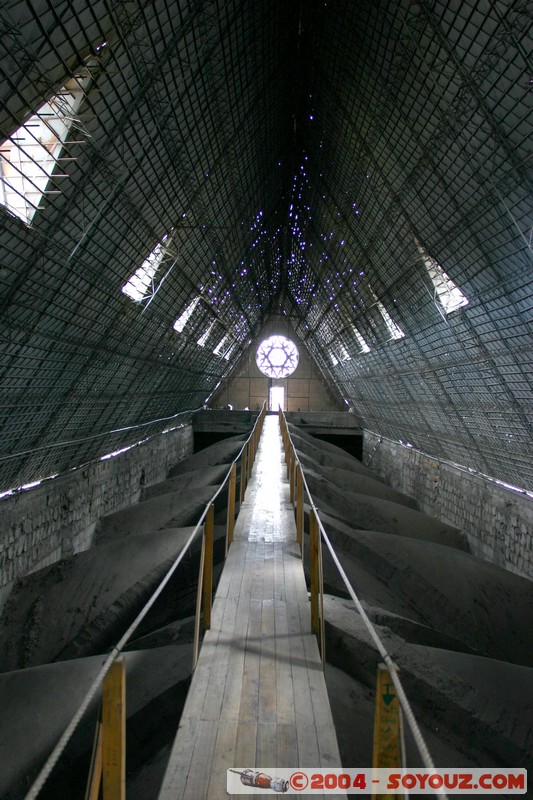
[224,341,239,361]
[0,68,92,223]
[197,319,216,347]
[173,297,200,333]
[122,234,169,302]
[416,240,469,314]
[377,300,405,340]
[351,325,370,353]
[213,334,230,356]
[338,343,351,362]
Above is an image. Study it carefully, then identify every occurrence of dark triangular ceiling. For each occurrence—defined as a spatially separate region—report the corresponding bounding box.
[0,0,531,491]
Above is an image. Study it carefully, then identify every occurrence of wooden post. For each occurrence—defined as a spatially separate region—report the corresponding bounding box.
[248,438,253,468]
[372,664,402,799]
[193,536,205,669]
[102,659,126,800]
[286,440,292,479]
[296,466,303,556]
[226,463,237,554]
[310,509,321,655]
[240,446,248,503]
[289,455,296,505]
[202,503,215,631]
[318,549,326,667]
[248,439,253,478]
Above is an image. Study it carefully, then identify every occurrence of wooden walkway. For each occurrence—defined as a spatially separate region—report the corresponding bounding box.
[158,415,341,799]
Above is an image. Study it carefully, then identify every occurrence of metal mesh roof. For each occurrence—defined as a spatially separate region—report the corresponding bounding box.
[0,0,531,491]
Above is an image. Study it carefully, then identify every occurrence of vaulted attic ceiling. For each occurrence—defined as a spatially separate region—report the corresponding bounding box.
[0,0,531,493]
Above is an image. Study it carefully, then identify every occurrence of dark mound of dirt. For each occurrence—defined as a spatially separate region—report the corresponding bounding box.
[0,526,226,671]
[167,435,247,477]
[303,463,418,508]
[303,523,533,666]
[141,464,231,501]
[323,594,533,772]
[0,645,192,800]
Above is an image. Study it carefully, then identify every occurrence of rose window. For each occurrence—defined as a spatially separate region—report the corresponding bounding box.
[256,335,299,378]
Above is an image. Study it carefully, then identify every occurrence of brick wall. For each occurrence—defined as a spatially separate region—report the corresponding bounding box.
[363,432,533,579]
[0,425,193,609]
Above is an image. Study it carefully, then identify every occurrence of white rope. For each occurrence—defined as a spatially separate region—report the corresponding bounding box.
[282,414,448,800]
[0,407,204,463]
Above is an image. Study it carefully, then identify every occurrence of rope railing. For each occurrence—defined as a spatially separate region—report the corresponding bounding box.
[278,408,449,800]
[23,402,267,800]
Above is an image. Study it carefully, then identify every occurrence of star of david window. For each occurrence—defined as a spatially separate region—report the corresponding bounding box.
[256,335,299,378]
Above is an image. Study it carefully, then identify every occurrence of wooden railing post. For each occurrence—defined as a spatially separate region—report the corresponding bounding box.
[226,463,237,554]
[296,466,303,556]
[202,503,215,631]
[102,659,126,800]
[193,503,214,668]
[248,438,253,478]
[279,411,285,451]
[193,534,206,669]
[372,664,402,798]
[310,508,320,648]
[247,431,255,466]
[240,446,248,503]
[289,454,296,505]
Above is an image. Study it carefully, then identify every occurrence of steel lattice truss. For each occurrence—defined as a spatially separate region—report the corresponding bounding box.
[0,0,531,491]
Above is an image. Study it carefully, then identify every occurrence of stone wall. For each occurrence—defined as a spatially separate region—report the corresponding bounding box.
[0,425,193,609]
[363,432,533,579]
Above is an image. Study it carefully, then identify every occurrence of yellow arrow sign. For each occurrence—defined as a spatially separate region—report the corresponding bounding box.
[372,664,401,799]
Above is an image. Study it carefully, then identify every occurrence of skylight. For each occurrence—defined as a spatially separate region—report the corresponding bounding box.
[122,234,169,302]
[416,240,469,314]
[366,286,404,343]
[197,319,216,347]
[351,325,370,353]
[173,297,200,333]
[224,342,237,361]
[0,68,92,224]
[213,334,230,357]
[338,343,351,361]
[377,301,405,340]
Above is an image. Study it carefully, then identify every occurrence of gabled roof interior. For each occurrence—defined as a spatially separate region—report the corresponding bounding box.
[0,0,531,491]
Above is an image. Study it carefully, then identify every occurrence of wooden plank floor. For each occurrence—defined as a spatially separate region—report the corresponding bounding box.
[158,415,342,799]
